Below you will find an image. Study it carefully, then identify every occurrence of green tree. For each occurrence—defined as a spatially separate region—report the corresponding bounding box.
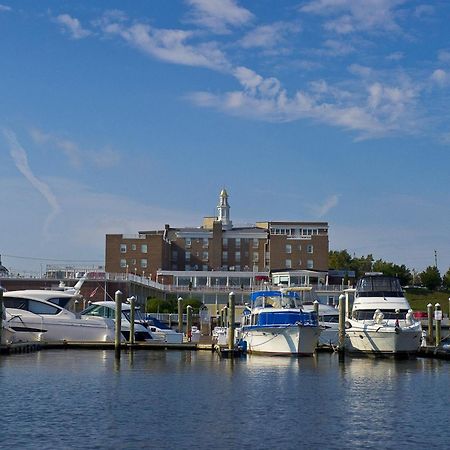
[329,250,353,270]
[372,260,412,286]
[420,266,442,290]
[442,268,450,290]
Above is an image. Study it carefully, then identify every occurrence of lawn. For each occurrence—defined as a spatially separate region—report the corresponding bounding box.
[405,288,450,314]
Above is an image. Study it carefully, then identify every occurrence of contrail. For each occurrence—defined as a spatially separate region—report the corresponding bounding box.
[2,128,61,235]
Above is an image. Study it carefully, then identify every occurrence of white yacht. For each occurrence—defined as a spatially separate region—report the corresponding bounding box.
[345,273,422,355]
[81,301,153,342]
[302,302,339,348]
[239,289,320,356]
[144,315,184,343]
[3,289,116,343]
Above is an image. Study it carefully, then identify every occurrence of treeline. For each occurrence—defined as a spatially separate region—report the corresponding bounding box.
[329,250,450,291]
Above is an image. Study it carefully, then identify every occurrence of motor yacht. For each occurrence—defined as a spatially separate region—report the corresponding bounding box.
[345,273,422,355]
[239,289,320,355]
[3,289,116,343]
[144,315,184,343]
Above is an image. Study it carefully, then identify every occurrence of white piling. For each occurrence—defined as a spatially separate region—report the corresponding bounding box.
[435,303,442,347]
[129,296,136,345]
[115,290,123,358]
[177,297,183,334]
[338,294,346,351]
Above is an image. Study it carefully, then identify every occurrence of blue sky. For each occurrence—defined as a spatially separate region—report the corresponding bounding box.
[0,0,449,275]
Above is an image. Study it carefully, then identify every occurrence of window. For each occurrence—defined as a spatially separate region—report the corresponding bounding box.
[223,238,228,248]
[120,244,127,253]
[286,259,292,269]
[202,265,208,271]
[185,251,191,262]
[253,252,259,262]
[185,264,191,271]
[203,238,209,248]
[120,259,127,268]
[28,300,60,315]
[131,259,136,266]
[222,251,228,261]
[307,245,314,254]
[141,244,148,253]
[185,238,191,248]
[235,251,241,262]
[253,238,259,248]
[140,259,148,268]
[131,244,136,251]
[286,244,292,254]
[171,250,178,260]
[235,238,241,249]
[307,259,314,269]
[202,251,208,260]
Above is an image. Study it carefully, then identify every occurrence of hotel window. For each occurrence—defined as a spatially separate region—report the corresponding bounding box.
[253,252,259,262]
[203,238,209,248]
[120,244,127,253]
[141,244,148,253]
[307,245,314,254]
[253,238,259,248]
[235,265,241,271]
[235,238,241,249]
[185,238,191,248]
[236,251,241,262]
[140,259,148,268]
[286,259,292,269]
[131,244,136,251]
[131,259,136,266]
[307,259,314,269]
[223,251,228,261]
[172,250,178,260]
[286,244,292,254]
[120,259,127,268]
[223,238,228,248]
[185,251,191,262]
[185,264,191,271]
[202,251,208,260]
[202,265,208,271]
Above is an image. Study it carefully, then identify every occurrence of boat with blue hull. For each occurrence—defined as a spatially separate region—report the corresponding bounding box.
[239,290,320,355]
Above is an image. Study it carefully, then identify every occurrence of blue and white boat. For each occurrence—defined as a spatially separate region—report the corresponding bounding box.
[239,289,320,355]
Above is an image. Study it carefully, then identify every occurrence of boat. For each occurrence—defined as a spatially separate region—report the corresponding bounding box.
[345,273,422,355]
[144,314,184,343]
[3,289,116,343]
[81,301,153,341]
[239,289,320,355]
[302,302,339,348]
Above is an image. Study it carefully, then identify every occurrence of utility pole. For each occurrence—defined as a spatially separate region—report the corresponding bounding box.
[434,250,438,268]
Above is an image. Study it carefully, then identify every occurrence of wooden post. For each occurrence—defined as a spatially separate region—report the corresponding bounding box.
[223,306,228,333]
[228,292,235,350]
[177,297,183,334]
[186,305,193,342]
[338,294,346,352]
[115,290,122,359]
[129,296,136,345]
[427,303,433,345]
[435,303,442,347]
[313,300,319,319]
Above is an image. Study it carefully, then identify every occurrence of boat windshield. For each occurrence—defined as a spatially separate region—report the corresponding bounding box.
[357,276,403,297]
[353,309,409,320]
[252,291,300,309]
[123,308,146,323]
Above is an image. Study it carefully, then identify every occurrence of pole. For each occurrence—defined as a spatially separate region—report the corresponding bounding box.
[177,297,183,334]
[129,296,135,345]
[186,305,193,342]
[313,300,319,319]
[338,294,346,352]
[228,292,235,350]
[0,289,3,346]
[115,290,123,359]
[427,303,433,345]
[435,303,442,347]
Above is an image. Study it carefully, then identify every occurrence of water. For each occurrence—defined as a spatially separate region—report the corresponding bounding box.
[1,350,449,449]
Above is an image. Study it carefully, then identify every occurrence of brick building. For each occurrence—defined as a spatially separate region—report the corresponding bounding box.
[105,189,329,280]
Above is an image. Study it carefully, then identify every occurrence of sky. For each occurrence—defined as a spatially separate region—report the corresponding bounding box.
[0,0,449,276]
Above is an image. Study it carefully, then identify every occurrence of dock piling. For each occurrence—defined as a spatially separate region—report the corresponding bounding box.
[177,297,183,334]
[129,296,136,345]
[115,290,123,358]
[313,300,319,318]
[435,303,442,347]
[186,305,193,342]
[427,303,433,345]
[338,294,346,352]
[0,289,3,346]
[228,292,235,350]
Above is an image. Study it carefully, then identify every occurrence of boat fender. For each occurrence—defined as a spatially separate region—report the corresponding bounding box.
[345,321,352,329]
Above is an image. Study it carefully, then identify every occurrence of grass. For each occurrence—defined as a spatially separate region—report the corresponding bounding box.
[404,288,450,314]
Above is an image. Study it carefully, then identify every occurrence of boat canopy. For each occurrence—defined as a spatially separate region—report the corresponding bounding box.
[249,290,300,309]
[356,275,403,298]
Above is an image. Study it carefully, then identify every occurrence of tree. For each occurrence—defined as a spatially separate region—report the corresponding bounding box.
[419,266,442,290]
[372,260,412,286]
[442,268,450,290]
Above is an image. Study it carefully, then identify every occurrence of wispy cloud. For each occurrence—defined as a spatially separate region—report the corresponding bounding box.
[0,4,11,12]
[239,22,300,49]
[185,0,253,34]
[300,0,406,34]
[430,69,449,86]
[97,14,230,72]
[29,127,120,169]
[54,14,92,39]
[2,128,61,235]
[311,194,340,217]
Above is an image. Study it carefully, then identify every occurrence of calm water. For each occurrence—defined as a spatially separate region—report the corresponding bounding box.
[1,350,449,450]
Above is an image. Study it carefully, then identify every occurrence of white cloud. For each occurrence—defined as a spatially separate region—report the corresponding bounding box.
[386,51,404,61]
[438,50,450,64]
[98,16,230,72]
[348,64,372,77]
[2,128,61,236]
[239,22,300,49]
[430,69,448,86]
[300,0,406,34]
[185,0,253,34]
[0,4,12,12]
[55,14,91,39]
[29,127,121,169]
[311,194,340,218]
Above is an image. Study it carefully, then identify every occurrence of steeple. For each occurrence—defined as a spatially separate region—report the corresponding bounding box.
[217,188,232,230]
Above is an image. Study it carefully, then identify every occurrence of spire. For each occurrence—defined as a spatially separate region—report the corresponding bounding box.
[217,188,232,230]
